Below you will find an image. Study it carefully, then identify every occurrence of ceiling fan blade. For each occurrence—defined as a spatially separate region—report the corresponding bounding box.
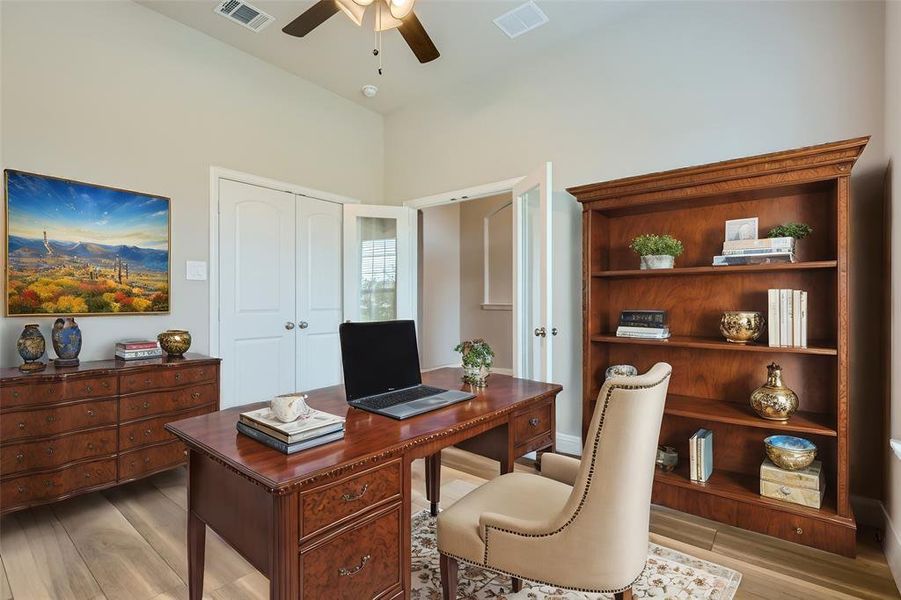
[397,12,440,64]
[282,0,340,37]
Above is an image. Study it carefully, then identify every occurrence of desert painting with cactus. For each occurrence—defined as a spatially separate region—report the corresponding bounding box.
[5,170,170,315]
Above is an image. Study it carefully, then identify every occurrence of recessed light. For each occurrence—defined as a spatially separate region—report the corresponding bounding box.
[361,84,379,98]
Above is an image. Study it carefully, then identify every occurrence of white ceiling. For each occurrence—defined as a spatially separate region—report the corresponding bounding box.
[138,0,638,114]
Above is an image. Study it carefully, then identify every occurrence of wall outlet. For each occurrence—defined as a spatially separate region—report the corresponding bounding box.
[186,260,208,281]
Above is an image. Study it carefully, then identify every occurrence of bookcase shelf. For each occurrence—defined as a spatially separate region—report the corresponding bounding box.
[570,137,867,557]
[590,334,838,356]
[591,260,837,279]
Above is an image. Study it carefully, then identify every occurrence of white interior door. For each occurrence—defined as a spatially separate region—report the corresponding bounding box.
[513,162,553,381]
[296,197,344,390]
[343,205,418,323]
[219,179,296,408]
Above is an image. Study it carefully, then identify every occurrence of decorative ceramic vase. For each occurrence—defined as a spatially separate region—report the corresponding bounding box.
[462,364,489,388]
[656,445,679,472]
[158,330,192,357]
[271,393,311,423]
[764,435,817,471]
[17,324,47,372]
[719,311,764,344]
[52,317,82,367]
[639,254,675,270]
[605,364,638,379]
[750,363,799,421]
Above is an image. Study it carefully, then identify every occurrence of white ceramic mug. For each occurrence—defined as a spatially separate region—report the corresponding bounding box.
[271,393,310,423]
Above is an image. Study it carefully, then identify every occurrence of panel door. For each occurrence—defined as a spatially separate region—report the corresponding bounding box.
[296,196,343,390]
[219,179,296,408]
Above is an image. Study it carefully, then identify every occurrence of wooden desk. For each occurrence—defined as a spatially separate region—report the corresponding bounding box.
[166,368,560,599]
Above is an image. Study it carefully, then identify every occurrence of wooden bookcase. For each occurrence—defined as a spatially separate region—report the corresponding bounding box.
[568,137,868,557]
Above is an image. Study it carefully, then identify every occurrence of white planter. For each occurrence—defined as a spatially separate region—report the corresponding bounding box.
[640,254,675,270]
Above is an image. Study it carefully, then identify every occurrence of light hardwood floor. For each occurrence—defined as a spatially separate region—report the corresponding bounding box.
[1,448,898,600]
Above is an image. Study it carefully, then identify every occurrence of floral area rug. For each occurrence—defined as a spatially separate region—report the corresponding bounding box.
[410,511,741,599]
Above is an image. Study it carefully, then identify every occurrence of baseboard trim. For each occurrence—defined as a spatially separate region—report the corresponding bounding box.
[883,502,901,594]
[555,432,582,456]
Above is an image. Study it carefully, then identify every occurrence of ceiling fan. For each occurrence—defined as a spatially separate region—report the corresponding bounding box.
[283,0,440,64]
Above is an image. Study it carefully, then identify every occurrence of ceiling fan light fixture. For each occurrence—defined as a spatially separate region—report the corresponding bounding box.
[334,0,366,26]
[375,2,403,31]
[388,0,415,20]
[352,0,375,5]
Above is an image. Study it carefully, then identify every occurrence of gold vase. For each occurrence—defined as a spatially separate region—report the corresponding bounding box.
[750,363,799,421]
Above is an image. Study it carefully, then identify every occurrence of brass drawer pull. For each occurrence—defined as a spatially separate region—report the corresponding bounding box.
[144,378,153,385]
[144,429,152,436]
[17,486,25,494]
[341,483,369,502]
[16,452,24,463]
[45,480,53,488]
[191,392,201,400]
[84,385,94,393]
[338,554,371,577]
[102,381,110,388]
[12,390,20,398]
[129,433,136,441]
[795,527,803,535]
[17,422,25,430]
[85,472,92,479]
[144,457,152,464]
[87,443,95,450]
[175,373,181,381]
[46,415,56,423]
[143,401,151,409]
[87,409,96,417]
[47,447,55,455]
[529,417,540,427]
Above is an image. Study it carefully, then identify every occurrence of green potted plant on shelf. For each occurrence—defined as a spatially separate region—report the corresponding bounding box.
[454,339,494,387]
[630,234,684,270]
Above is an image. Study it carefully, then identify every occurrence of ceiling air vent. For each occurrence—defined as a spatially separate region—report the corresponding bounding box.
[214,0,275,32]
[493,1,549,39]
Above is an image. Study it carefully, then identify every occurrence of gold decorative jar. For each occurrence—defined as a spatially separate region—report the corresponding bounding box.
[719,311,764,344]
[158,330,192,357]
[750,362,799,421]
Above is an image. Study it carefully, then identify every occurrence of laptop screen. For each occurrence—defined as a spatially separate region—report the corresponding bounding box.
[339,320,423,401]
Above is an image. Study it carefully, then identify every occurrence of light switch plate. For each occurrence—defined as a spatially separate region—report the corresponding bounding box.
[186,260,208,281]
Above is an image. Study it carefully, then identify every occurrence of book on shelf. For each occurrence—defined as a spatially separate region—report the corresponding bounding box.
[768,288,808,348]
[116,348,163,360]
[239,406,345,444]
[116,339,160,350]
[615,326,670,339]
[618,309,667,328]
[689,429,713,483]
[780,289,792,347]
[236,421,344,454]
[712,252,796,266]
[722,236,794,253]
[799,291,808,348]
[767,289,780,347]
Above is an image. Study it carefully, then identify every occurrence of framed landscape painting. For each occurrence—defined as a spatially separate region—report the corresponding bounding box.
[5,170,170,316]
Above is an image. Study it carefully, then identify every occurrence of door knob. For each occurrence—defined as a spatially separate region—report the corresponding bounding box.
[534,327,547,338]
[298,321,309,329]
[285,322,295,330]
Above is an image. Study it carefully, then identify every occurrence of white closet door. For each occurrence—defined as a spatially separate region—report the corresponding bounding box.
[219,179,296,408]
[296,196,343,391]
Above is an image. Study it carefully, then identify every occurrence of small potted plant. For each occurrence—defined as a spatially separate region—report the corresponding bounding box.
[630,234,684,270]
[454,339,494,387]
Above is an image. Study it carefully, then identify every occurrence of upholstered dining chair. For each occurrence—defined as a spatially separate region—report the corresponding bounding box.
[436,362,672,600]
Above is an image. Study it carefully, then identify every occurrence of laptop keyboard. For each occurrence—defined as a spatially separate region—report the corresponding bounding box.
[355,386,447,410]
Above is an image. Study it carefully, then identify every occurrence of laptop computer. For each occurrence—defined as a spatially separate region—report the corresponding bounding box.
[339,320,475,420]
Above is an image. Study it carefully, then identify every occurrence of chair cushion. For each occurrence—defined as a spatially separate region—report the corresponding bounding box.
[436,472,572,564]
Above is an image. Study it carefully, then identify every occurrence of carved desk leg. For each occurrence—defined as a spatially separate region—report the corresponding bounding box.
[425,453,441,516]
[187,453,206,600]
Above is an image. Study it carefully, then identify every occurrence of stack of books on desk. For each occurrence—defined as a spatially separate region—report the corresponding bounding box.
[237,406,345,454]
[712,236,796,266]
[616,309,670,340]
[115,339,162,360]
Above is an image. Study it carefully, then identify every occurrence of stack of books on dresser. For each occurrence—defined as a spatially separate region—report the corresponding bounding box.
[115,339,162,360]
[615,310,670,340]
[237,407,345,454]
[712,236,796,266]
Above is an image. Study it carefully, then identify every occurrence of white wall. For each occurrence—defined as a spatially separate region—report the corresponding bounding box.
[884,0,901,589]
[419,203,461,369]
[0,0,383,367]
[384,1,887,461]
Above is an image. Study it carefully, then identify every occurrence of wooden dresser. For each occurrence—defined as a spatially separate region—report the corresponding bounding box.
[0,353,220,514]
[569,137,867,557]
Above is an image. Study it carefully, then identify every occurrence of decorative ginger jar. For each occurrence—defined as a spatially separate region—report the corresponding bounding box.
[750,362,799,421]
[52,317,82,367]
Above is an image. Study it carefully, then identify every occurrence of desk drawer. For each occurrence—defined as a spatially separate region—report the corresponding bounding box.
[119,383,217,421]
[513,402,552,446]
[120,365,216,394]
[119,441,187,481]
[1,428,117,476]
[300,504,401,600]
[119,407,211,451]
[2,399,117,442]
[1,458,117,513]
[301,460,402,539]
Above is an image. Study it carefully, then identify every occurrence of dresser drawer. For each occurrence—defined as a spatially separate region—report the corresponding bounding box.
[300,504,402,600]
[119,383,217,421]
[2,399,117,442]
[300,460,402,539]
[1,428,117,476]
[1,458,117,513]
[119,441,187,481]
[1,375,117,409]
[120,365,216,394]
[513,402,552,445]
[119,407,210,451]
